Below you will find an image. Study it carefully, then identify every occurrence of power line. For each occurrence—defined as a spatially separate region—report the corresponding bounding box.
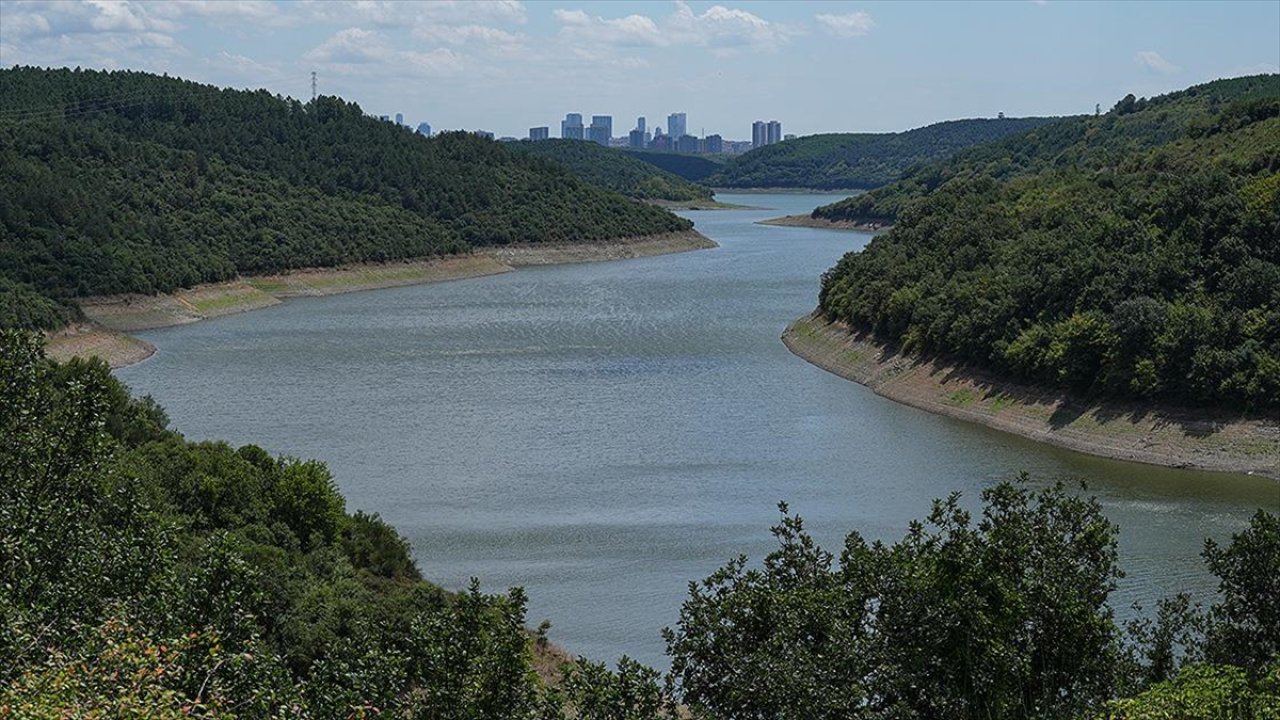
[311,71,317,102]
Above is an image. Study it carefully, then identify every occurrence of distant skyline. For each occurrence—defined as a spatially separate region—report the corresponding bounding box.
[1,1,1277,139]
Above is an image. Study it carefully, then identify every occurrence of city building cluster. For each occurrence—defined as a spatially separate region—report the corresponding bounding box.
[535,111,780,154]
[380,110,788,156]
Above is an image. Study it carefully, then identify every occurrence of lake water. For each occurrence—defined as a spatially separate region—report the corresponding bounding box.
[117,192,1278,669]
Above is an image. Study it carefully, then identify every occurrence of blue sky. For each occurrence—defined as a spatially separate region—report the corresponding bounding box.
[1,1,1277,139]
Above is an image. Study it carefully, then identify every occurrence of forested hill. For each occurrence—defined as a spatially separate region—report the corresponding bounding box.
[0,67,691,328]
[623,150,725,183]
[705,117,1059,190]
[506,139,713,202]
[816,75,1280,411]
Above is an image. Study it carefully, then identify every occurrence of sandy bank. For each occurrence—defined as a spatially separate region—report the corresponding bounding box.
[783,313,1280,478]
[45,323,156,368]
[757,214,890,232]
[55,231,716,369]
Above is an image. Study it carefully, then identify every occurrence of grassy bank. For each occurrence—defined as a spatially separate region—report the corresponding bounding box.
[757,214,889,232]
[783,313,1280,478]
[48,232,716,369]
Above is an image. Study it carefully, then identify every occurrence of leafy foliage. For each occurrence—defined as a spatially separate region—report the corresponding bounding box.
[507,139,713,201]
[815,75,1280,409]
[0,330,556,717]
[0,67,692,328]
[706,118,1059,190]
[664,481,1123,719]
[1104,663,1280,720]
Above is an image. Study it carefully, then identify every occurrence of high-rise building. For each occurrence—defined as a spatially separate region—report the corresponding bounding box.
[676,134,699,153]
[704,134,723,154]
[752,120,783,148]
[395,112,404,126]
[766,120,782,145]
[561,113,584,140]
[529,126,550,141]
[628,129,645,149]
[473,130,495,140]
[636,116,646,135]
[784,134,796,141]
[416,122,432,136]
[588,115,612,146]
[667,112,687,140]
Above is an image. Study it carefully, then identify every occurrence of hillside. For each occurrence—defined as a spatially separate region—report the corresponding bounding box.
[0,67,692,329]
[706,117,1059,190]
[506,139,713,202]
[815,75,1280,411]
[623,150,726,183]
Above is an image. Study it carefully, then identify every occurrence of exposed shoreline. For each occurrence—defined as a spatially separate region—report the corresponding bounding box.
[46,230,716,369]
[710,186,867,195]
[783,313,1280,479]
[646,197,755,210]
[757,214,891,232]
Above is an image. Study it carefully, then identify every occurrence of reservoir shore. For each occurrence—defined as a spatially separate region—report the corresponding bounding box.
[757,214,890,232]
[783,313,1280,479]
[46,230,716,369]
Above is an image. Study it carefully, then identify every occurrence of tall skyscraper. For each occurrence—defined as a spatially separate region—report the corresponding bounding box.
[588,115,612,146]
[395,112,404,126]
[636,116,646,135]
[629,129,645,149]
[667,112,687,140]
[752,120,783,148]
[529,126,550,141]
[766,120,782,145]
[416,122,432,136]
[561,113,584,140]
[704,134,723,154]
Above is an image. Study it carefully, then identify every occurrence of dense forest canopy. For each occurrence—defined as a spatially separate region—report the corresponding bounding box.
[705,117,1060,190]
[505,139,713,202]
[4,330,1276,717]
[0,67,692,329]
[816,75,1280,411]
[623,150,725,183]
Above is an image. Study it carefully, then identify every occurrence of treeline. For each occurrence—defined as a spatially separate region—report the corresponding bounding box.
[5,330,1276,717]
[506,139,713,202]
[816,75,1280,410]
[706,117,1059,190]
[0,67,692,328]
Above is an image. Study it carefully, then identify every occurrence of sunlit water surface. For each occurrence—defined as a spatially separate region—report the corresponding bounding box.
[119,193,1279,668]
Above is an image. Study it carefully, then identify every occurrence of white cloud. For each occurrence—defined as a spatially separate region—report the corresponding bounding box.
[413,24,523,47]
[555,10,664,47]
[305,27,464,77]
[553,1,793,53]
[299,0,526,28]
[1135,50,1179,74]
[815,12,874,38]
[305,27,387,64]
[0,0,178,39]
[0,0,187,68]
